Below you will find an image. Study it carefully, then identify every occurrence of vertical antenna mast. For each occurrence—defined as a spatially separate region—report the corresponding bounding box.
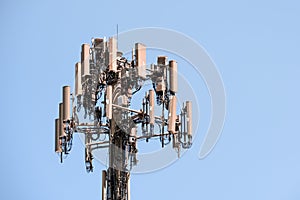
[54,33,193,200]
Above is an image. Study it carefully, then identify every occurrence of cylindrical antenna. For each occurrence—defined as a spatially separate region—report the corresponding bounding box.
[168,96,177,133]
[81,44,90,79]
[62,86,70,121]
[59,103,66,137]
[135,43,146,79]
[186,101,192,137]
[55,118,62,152]
[109,37,117,72]
[75,62,82,96]
[106,85,113,119]
[149,89,155,125]
[169,60,178,94]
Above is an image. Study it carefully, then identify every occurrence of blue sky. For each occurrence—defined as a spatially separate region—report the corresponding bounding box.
[1,0,300,200]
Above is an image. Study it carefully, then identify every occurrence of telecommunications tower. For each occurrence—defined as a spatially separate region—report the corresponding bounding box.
[54,36,193,200]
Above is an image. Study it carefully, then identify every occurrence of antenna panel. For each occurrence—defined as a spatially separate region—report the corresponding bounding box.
[135,43,146,79]
[169,60,178,94]
[149,89,155,125]
[62,86,70,121]
[81,44,90,78]
[59,103,65,137]
[55,118,61,152]
[109,37,117,72]
[106,85,113,119]
[186,101,192,136]
[168,96,177,133]
[75,62,82,96]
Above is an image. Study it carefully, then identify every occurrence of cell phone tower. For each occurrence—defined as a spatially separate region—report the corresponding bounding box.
[54,36,193,200]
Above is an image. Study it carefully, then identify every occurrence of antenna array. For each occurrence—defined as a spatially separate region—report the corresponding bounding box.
[54,36,193,200]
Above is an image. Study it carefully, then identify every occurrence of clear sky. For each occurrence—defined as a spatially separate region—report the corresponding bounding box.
[1,0,300,200]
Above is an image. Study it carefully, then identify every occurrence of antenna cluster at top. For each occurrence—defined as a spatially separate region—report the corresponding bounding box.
[54,36,193,171]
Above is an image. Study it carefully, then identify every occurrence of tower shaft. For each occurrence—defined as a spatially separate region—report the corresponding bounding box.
[104,86,130,200]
